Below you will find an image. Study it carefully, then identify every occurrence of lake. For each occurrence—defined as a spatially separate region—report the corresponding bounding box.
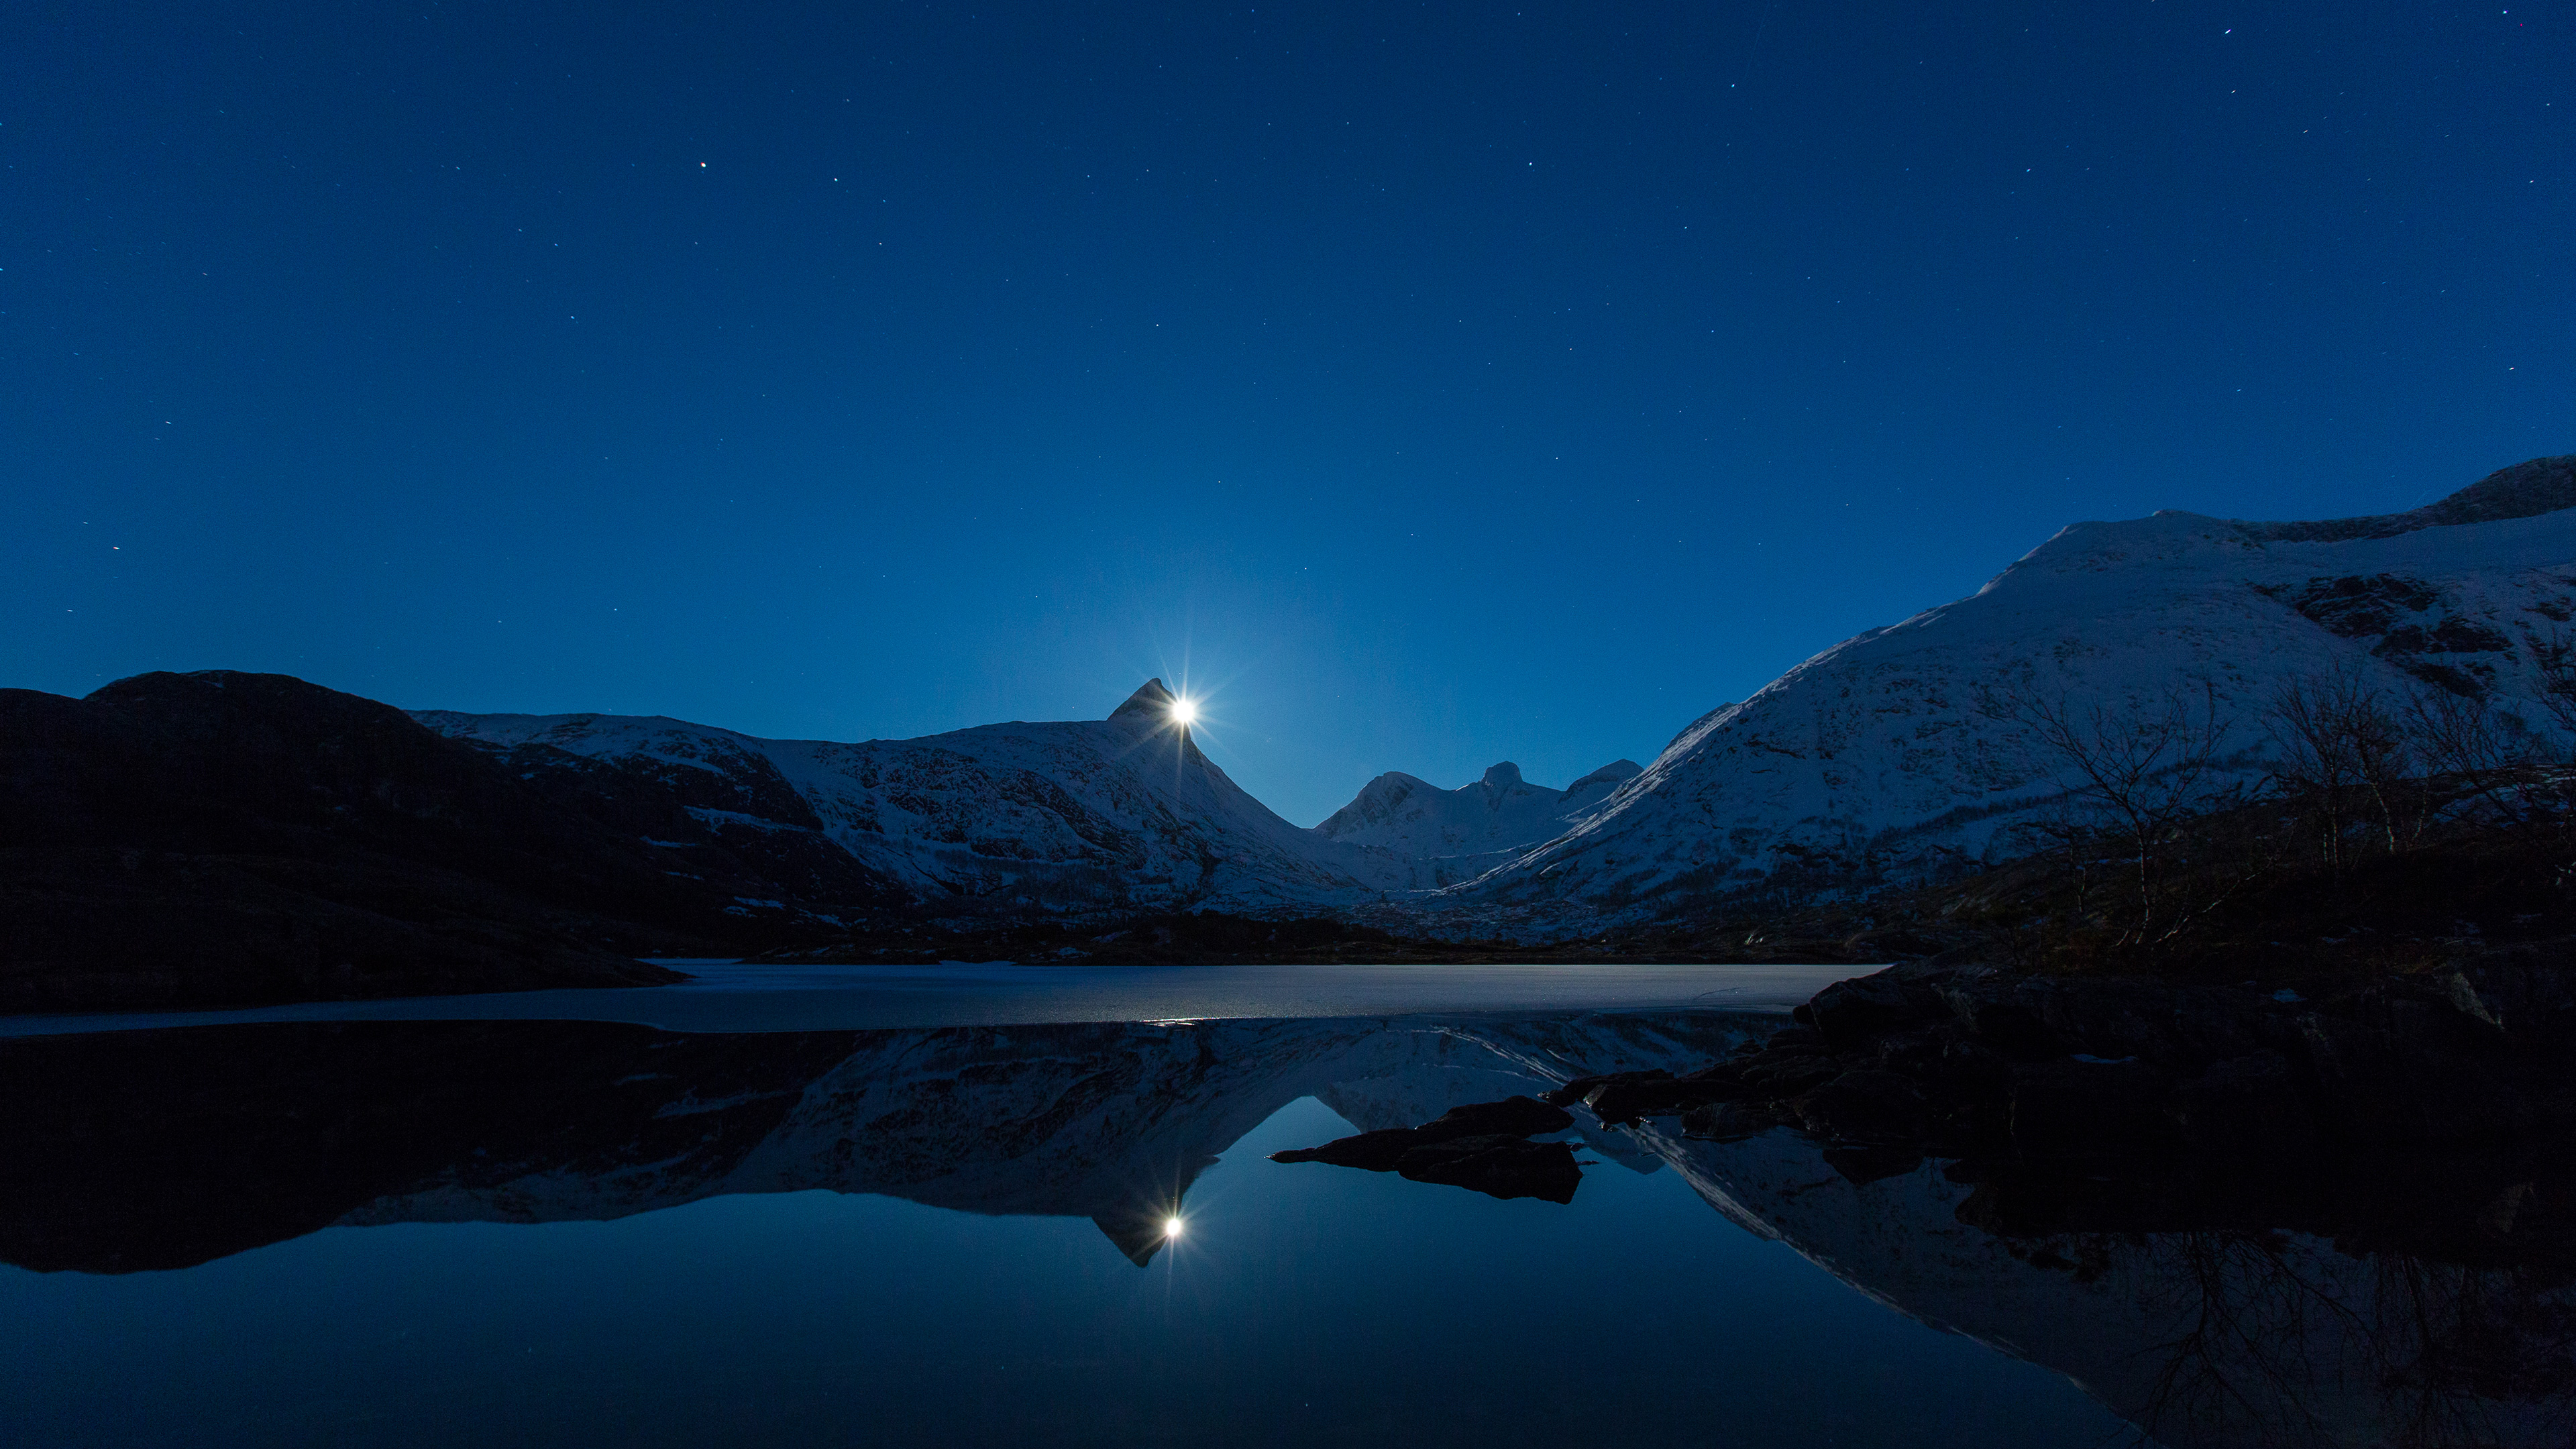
[2,963,2564,1447]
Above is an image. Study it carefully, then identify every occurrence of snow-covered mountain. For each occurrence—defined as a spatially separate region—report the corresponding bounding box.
[1453,454,2576,930]
[417,679,1429,918]
[409,453,2576,935]
[1311,758,1640,885]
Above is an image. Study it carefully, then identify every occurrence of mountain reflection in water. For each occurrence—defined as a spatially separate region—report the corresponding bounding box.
[3,1011,2572,1448]
[0,1013,1747,1275]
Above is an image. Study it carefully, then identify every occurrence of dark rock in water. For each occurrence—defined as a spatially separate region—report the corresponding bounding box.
[2010,1059,2179,1167]
[1417,1096,1574,1139]
[1792,1070,1929,1144]
[1941,983,2060,1059]
[2170,1050,2318,1159]
[1736,1052,1841,1098]
[1582,1072,1678,1123]
[1937,1037,2010,1087]
[1394,1136,1581,1203]
[1269,1094,1582,1202]
[2025,975,2269,1067]
[1821,1141,1925,1185]
[1268,1095,1575,1171]
[1270,1128,1428,1171]
[1868,1027,1949,1077]
[1663,955,2576,1199]
[1809,971,1919,1047]
[1545,1069,1665,1109]
[1585,1070,1754,1124]
[1682,1099,1784,1140]
[1542,1074,1609,1107]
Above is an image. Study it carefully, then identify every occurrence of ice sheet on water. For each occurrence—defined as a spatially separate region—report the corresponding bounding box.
[0,960,1854,1037]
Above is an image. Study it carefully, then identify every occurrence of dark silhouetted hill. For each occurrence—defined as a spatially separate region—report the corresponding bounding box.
[0,671,905,1012]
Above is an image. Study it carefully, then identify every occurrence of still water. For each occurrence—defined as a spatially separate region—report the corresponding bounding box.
[2,967,2565,1448]
[0,959,1853,1038]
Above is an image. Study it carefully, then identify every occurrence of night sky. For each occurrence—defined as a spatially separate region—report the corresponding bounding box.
[6,1,2567,824]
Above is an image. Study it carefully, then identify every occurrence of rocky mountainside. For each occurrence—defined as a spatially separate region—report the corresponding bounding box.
[1453,454,2576,932]
[1312,759,1640,885]
[417,678,1431,919]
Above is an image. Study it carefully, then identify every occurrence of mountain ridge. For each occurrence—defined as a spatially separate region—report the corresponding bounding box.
[1313,757,1643,884]
[415,678,1431,919]
[9,453,2572,996]
[1440,453,2576,932]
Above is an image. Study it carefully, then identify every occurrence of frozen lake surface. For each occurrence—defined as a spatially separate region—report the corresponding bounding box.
[0,959,1859,1036]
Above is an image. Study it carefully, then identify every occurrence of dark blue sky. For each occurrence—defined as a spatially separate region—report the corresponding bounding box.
[7,1,2567,824]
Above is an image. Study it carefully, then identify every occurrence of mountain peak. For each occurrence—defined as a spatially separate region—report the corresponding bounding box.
[1481,762,1523,788]
[2408,453,2576,528]
[1107,678,1177,724]
[1566,759,1644,794]
[2241,453,2576,545]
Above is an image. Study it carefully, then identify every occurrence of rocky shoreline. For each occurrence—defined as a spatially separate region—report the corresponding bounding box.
[1539,951,2576,1198]
[1250,954,2576,1297]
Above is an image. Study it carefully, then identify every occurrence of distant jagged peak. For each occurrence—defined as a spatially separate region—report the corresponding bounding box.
[1107,678,1178,724]
[1479,761,1525,789]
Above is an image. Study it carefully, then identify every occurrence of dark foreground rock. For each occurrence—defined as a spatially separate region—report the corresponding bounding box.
[1391,1136,1582,1201]
[1636,953,2576,1185]
[1271,1095,1580,1202]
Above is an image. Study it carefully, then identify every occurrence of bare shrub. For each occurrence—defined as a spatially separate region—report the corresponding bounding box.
[2407,683,2538,828]
[1978,679,2241,948]
[2526,629,2576,758]
[2267,663,2416,871]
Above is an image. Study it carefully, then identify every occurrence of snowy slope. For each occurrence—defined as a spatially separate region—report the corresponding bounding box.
[1311,758,1640,885]
[1456,455,2576,929]
[417,679,1424,917]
